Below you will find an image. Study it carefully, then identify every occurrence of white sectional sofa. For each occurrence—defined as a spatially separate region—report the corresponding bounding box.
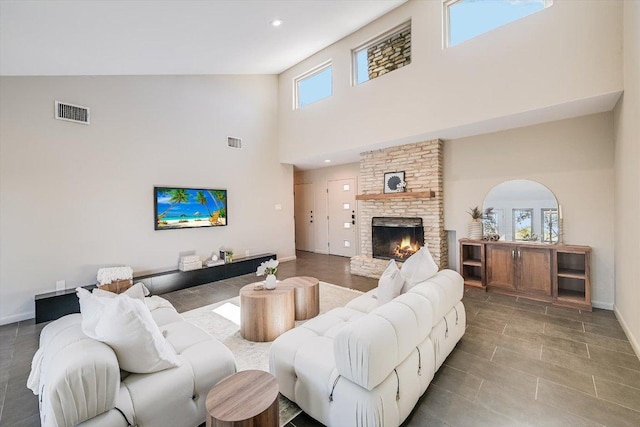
[28,295,236,427]
[269,269,465,427]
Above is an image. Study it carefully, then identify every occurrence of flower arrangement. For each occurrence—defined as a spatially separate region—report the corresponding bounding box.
[256,259,279,276]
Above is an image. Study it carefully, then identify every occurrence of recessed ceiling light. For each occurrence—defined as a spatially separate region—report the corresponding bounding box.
[271,19,283,27]
[324,159,331,163]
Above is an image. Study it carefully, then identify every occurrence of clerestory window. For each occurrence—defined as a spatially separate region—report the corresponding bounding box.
[353,21,411,86]
[444,0,553,47]
[294,61,333,109]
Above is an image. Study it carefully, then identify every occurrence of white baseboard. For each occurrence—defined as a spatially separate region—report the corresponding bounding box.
[279,255,297,263]
[1,311,34,326]
[315,249,329,254]
[591,300,614,310]
[613,305,640,361]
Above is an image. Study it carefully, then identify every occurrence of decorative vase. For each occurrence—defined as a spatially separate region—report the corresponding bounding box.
[265,274,277,290]
[468,221,483,240]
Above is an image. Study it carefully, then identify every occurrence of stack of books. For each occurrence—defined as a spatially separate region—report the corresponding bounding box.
[179,255,202,271]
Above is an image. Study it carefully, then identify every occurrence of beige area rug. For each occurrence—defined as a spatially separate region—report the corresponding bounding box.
[182,281,364,426]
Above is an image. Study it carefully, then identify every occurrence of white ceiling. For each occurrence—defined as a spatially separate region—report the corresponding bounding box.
[0,0,407,76]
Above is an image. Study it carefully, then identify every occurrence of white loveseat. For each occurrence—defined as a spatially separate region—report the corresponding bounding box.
[28,295,236,427]
[269,269,465,427]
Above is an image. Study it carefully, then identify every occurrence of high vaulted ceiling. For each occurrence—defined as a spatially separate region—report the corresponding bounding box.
[0,0,407,76]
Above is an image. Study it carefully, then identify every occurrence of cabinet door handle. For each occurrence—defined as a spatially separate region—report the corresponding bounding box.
[512,250,515,259]
[518,249,521,259]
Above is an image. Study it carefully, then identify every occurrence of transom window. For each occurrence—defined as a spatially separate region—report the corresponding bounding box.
[294,61,332,109]
[444,0,553,47]
[352,21,411,85]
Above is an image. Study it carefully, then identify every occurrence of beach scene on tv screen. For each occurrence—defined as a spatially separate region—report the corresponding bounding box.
[156,188,227,229]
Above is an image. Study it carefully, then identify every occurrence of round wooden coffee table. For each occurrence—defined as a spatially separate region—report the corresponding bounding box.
[240,283,295,342]
[282,276,320,320]
[205,370,279,427]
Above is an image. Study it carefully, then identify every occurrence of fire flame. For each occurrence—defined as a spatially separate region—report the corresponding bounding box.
[393,236,420,259]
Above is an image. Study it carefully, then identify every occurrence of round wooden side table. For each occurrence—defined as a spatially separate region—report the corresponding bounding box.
[281,276,320,320]
[205,370,279,427]
[239,283,295,342]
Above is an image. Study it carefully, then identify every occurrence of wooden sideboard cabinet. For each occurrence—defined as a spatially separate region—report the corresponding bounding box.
[460,239,591,311]
[486,244,552,297]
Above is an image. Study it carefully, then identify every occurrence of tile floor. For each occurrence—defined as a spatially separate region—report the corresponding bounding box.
[1,251,639,426]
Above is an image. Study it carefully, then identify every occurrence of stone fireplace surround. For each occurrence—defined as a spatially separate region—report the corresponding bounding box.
[350,139,446,279]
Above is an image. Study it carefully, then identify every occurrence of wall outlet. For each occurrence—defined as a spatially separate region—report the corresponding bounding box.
[275,204,282,210]
[245,250,250,257]
[56,280,65,291]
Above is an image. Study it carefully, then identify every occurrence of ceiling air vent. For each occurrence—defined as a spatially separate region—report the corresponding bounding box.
[227,136,242,149]
[55,101,90,124]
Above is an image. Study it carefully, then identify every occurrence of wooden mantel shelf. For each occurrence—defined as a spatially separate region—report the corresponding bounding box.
[356,191,435,201]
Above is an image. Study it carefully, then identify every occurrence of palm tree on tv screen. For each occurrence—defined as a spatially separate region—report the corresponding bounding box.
[157,188,190,221]
[213,190,227,218]
[196,191,212,218]
[207,190,227,218]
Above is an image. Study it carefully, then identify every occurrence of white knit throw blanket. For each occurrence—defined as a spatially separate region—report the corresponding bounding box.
[96,266,133,285]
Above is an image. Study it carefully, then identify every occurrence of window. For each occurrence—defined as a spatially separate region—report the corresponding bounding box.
[483,208,504,238]
[512,208,534,242]
[294,61,332,109]
[445,0,552,47]
[353,22,411,85]
[541,208,558,243]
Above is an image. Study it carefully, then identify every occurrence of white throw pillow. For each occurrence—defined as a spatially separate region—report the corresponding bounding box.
[76,287,180,374]
[377,260,405,306]
[400,245,439,293]
[93,282,150,301]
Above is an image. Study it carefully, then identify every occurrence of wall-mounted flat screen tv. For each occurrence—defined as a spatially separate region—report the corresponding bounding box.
[154,187,227,230]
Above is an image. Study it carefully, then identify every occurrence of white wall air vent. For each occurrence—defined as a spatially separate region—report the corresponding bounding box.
[227,136,242,149]
[55,101,90,124]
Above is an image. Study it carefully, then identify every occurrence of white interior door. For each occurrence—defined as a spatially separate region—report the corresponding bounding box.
[294,183,315,252]
[327,178,356,257]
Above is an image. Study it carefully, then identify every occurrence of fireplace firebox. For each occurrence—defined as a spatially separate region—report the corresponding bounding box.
[372,217,424,261]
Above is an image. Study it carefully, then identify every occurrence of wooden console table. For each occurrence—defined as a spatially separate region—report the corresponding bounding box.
[459,239,591,311]
[34,253,277,323]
